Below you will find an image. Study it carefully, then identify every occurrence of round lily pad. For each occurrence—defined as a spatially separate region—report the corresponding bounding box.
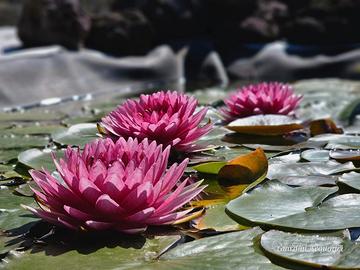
[261,230,360,269]
[51,123,100,148]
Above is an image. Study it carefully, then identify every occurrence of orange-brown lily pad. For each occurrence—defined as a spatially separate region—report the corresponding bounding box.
[192,148,268,206]
[218,148,268,196]
[225,115,303,136]
[309,118,343,136]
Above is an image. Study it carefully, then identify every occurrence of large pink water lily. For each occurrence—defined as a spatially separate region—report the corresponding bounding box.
[221,82,302,122]
[23,138,205,234]
[100,91,212,152]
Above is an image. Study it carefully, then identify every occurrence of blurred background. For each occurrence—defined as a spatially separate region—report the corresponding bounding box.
[2,0,360,108]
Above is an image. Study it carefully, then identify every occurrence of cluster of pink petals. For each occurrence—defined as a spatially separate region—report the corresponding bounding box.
[24,138,205,233]
[220,82,302,122]
[100,91,212,152]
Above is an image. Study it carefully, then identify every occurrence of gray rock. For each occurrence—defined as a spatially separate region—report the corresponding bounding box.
[18,0,91,50]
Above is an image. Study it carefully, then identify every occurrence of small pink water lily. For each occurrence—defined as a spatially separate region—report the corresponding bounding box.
[220,82,302,122]
[100,91,212,152]
[23,138,205,233]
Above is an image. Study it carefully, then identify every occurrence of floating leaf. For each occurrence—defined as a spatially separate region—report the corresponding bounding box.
[338,172,360,192]
[51,123,99,148]
[0,164,14,174]
[269,153,301,164]
[227,180,360,231]
[330,150,360,161]
[0,135,48,150]
[339,97,360,124]
[191,203,246,232]
[243,144,294,152]
[222,132,305,146]
[140,227,285,270]
[193,149,269,207]
[2,233,180,270]
[0,188,38,231]
[226,115,303,136]
[191,88,228,105]
[0,149,23,164]
[261,230,360,269]
[0,125,64,136]
[267,160,355,180]
[226,180,338,229]
[218,148,268,194]
[0,111,65,122]
[309,118,343,136]
[192,161,227,175]
[196,127,234,148]
[17,148,65,172]
[274,175,337,187]
[190,176,229,207]
[193,148,267,176]
[309,134,360,149]
[301,149,330,162]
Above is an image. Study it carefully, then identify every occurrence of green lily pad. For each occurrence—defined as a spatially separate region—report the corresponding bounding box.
[0,149,23,164]
[133,227,285,270]
[301,149,330,162]
[0,111,65,122]
[192,161,227,174]
[0,135,49,150]
[261,230,360,269]
[0,164,14,174]
[269,153,301,164]
[274,175,338,187]
[0,125,64,136]
[3,233,180,270]
[62,115,102,125]
[243,144,295,152]
[0,188,38,231]
[330,150,360,161]
[191,88,228,105]
[227,180,360,231]
[17,148,65,172]
[51,123,99,148]
[196,127,234,148]
[226,180,341,231]
[294,79,357,120]
[192,203,246,232]
[338,172,360,192]
[212,146,253,161]
[267,161,355,180]
[309,134,360,150]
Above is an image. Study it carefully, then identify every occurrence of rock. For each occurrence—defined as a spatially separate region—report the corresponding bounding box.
[85,10,154,56]
[17,0,90,50]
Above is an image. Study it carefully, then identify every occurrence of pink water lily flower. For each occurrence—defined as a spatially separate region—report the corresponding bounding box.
[24,138,205,234]
[221,82,302,122]
[100,91,212,152]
